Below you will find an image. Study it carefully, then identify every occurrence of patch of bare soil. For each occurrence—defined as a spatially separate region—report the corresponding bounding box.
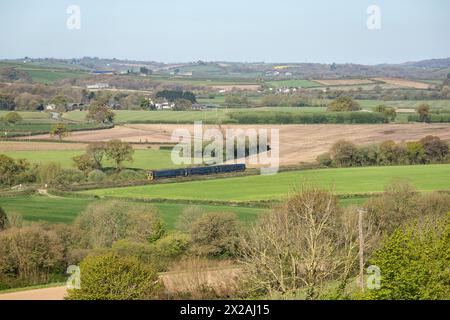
[18,124,450,166]
[0,141,87,152]
[372,77,431,89]
[0,286,67,300]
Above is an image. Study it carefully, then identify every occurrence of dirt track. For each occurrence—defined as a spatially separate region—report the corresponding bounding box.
[20,123,450,165]
[0,286,66,300]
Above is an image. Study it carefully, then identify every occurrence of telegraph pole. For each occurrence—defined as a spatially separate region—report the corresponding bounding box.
[358,209,366,291]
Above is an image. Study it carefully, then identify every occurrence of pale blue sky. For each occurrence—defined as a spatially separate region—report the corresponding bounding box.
[0,0,449,64]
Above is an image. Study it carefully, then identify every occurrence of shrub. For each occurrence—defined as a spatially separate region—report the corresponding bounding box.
[367,214,449,300]
[175,206,206,232]
[117,169,145,181]
[0,155,30,186]
[406,141,426,164]
[0,207,7,231]
[152,232,191,258]
[35,162,62,186]
[0,225,65,287]
[316,153,333,167]
[420,136,449,162]
[57,169,85,185]
[189,212,240,258]
[327,96,361,112]
[365,180,419,235]
[87,169,106,183]
[329,140,359,167]
[75,201,164,248]
[378,140,404,165]
[228,111,386,124]
[67,253,161,300]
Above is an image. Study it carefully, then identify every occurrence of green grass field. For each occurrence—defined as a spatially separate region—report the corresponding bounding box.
[0,195,368,228]
[0,122,106,138]
[25,69,89,84]
[0,61,90,84]
[0,196,93,224]
[0,111,51,120]
[0,195,266,228]
[63,107,327,124]
[64,109,234,124]
[82,165,450,201]
[357,100,450,112]
[2,149,180,170]
[267,80,322,88]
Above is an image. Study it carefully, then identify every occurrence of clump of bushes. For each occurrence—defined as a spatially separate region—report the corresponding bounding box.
[366,213,449,300]
[229,111,386,124]
[327,96,361,112]
[318,136,449,167]
[66,253,162,300]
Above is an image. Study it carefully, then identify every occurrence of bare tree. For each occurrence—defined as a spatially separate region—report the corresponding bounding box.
[239,185,360,299]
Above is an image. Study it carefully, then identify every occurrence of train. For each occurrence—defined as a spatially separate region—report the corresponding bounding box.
[147,164,246,181]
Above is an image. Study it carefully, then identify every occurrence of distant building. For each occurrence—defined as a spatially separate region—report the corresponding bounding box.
[50,112,60,120]
[87,83,110,90]
[91,70,115,75]
[155,102,174,110]
[192,104,206,110]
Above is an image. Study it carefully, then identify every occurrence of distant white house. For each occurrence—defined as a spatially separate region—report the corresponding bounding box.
[86,83,110,90]
[50,112,60,120]
[154,102,174,110]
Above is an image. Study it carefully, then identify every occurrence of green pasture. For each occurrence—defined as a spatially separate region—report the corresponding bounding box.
[0,195,369,228]
[0,195,266,228]
[266,80,322,88]
[1,148,180,170]
[83,165,450,202]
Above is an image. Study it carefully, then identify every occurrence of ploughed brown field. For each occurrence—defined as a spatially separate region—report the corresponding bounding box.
[19,123,450,166]
[211,84,261,92]
[372,77,431,89]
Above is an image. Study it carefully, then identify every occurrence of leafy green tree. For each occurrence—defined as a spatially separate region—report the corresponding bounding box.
[173,98,192,111]
[67,253,161,300]
[416,103,430,122]
[105,140,134,171]
[316,153,333,167]
[75,200,165,248]
[189,212,240,258]
[406,141,426,164]
[420,136,449,162]
[86,142,107,169]
[139,97,151,110]
[2,112,22,125]
[0,93,16,111]
[0,225,64,286]
[86,100,115,124]
[35,162,62,186]
[0,154,29,186]
[50,123,69,141]
[329,140,359,167]
[327,96,361,112]
[374,105,387,113]
[50,94,68,112]
[72,153,96,174]
[378,140,401,165]
[155,90,197,103]
[383,107,397,122]
[367,214,449,300]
